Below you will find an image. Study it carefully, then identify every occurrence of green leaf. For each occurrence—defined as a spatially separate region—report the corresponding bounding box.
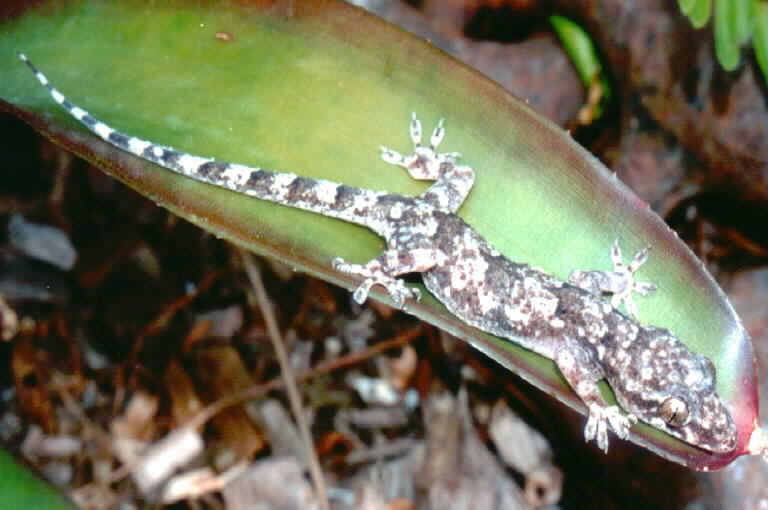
[549,14,611,119]
[680,0,765,86]
[550,15,601,88]
[754,0,768,82]
[0,0,758,470]
[731,0,753,45]
[679,0,698,16]
[0,449,76,509]
[691,0,713,28]
[715,0,742,70]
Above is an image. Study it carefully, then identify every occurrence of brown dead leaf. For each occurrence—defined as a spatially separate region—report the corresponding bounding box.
[190,342,266,462]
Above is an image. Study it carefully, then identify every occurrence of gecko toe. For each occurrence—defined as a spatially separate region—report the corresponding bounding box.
[332,257,348,270]
[380,147,405,166]
[585,404,637,451]
[352,280,374,304]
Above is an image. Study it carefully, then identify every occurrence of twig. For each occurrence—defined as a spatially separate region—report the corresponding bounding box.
[192,323,423,426]
[129,270,223,362]
[115,270,223,412]
[238,250,330,510]
[54,383,132,483]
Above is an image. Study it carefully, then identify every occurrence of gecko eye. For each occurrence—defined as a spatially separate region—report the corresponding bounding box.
[660,397,689,427]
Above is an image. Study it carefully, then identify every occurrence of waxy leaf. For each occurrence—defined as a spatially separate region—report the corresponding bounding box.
[0,0,758,470]
[0,449,76,509]
[755,0,768,82]
[690,0,713,28]
[715,0,741,71]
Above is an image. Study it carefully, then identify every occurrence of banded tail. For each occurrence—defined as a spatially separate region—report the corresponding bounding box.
[17,52,386,227]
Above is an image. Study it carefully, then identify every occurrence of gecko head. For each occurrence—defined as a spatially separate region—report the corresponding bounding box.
[607,326,737,453]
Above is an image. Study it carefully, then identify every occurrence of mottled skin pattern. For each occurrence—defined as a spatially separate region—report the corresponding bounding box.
[19,53,737,454]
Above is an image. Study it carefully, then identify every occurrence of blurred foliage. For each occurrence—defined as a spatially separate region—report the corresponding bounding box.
[678,0,768,82]
[550,15,611,123]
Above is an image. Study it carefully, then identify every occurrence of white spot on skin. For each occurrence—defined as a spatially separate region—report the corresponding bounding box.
[152,146,164,158]
[429,190,450,209]
[315,180,340,204]
[93,122,113,139]
[178,154,211,171]
[128,138,152,154]
[70,106,87,120]
[504,305,531,323]
[576,380,593,395]
[256,172,295,202]
[476,288,496,314]
[51,89,64,103]
[641,367,654,380]
[558,351,574,370]
[390,203,403,219]
[222,163,253,186]
[527,293,558,317]
[685,369,703,387]
[410,248,440,270]
[385,251,399,268]
[420,218,439,237]
[352,192,378,210]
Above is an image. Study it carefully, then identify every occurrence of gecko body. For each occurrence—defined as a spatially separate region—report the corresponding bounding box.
[18,53,737,454]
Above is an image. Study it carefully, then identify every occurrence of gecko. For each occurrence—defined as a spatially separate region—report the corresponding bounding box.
[17,52,737,454]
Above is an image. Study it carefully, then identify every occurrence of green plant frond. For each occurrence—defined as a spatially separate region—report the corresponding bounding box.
[678,0,767,84]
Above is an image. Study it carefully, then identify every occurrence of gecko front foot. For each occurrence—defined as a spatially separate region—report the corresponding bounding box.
[332,257,421,307]
[569,240,657,319]
[380,114,461,181]
[584,404,638,452]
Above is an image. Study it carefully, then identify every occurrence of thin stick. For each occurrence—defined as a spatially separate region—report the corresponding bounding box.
[238,250,330,510]
[191,323,422,425]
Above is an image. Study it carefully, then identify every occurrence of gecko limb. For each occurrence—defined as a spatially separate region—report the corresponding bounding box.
[554,340,637,452]
[585,404,638,453]
[332,248,440,307]
[380,114,474,213]
[568,240,657,319]
[380,113,460,180]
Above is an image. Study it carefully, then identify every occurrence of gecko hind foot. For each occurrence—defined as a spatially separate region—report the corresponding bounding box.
[332,257,421,307]
[584,404,638,453]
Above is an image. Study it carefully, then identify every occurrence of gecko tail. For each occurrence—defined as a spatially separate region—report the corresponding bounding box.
[17,51,205,177]
[17,52,384,227]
